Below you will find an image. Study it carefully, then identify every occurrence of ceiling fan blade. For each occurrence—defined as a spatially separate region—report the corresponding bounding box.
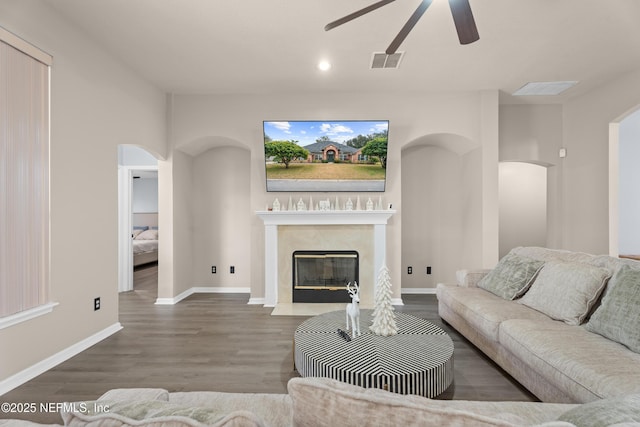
[325,0,396,31]
[448,0,479,44]
[386,0,433,54]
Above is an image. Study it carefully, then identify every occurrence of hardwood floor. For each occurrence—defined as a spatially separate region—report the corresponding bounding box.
[0,263,536,424]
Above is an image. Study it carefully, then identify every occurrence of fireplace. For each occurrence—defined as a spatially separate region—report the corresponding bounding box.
[256,209,395,309]
[292,251,358,303]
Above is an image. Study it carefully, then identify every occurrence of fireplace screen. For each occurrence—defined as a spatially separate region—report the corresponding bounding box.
[292,250,359,303]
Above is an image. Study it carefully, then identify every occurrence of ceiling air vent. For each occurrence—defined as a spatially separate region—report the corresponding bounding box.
[370,52,404,69]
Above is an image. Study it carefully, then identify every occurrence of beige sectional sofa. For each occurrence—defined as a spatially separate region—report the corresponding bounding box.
[4,247,640,426]
[4,377,639,427]
[437,246,640,404]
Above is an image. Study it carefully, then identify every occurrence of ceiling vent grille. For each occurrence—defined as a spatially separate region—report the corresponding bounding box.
[370,52,404,69]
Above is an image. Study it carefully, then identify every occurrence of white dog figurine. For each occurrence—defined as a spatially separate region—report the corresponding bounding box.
[346,282,361,337]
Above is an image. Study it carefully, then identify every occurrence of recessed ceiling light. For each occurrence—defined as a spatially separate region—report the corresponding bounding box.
[317,61,332,71]
[513,81,578,96]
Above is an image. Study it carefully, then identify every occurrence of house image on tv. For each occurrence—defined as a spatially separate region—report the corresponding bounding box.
[303,140,367,163]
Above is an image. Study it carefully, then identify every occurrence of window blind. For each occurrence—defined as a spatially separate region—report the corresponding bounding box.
[0,31,51,318]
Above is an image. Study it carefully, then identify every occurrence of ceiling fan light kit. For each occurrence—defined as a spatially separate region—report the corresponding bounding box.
[325,0,479,55]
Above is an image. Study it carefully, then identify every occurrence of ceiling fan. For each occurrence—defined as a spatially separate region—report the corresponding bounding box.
[325,0,479,54]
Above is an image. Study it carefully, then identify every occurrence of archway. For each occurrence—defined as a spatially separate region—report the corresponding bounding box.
[609,106,640,258]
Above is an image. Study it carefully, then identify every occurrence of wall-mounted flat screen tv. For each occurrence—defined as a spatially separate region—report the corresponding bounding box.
[263,120,389,192]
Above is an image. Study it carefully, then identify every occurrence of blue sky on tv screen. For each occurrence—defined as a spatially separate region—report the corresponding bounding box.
[264,120,388,148]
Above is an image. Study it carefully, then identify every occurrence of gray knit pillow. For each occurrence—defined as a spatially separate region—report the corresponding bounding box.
[518,261,611,325]
[585,265,640,353]
[478,252,544,300]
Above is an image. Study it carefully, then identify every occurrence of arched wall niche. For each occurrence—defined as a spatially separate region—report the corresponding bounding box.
[189,140,253,289]
[402,132,479,156]
[176,135,250,157]
[400,132,482,291]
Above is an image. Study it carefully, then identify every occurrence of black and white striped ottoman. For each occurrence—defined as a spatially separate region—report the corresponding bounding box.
[294,309,454,397]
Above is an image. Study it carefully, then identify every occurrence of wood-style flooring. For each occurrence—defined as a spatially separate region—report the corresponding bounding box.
[0,263,536,424]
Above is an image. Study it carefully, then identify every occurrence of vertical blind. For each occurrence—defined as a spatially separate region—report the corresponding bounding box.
[0,36,50,318]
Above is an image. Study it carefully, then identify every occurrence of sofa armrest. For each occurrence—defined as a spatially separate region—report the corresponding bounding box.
[456,269,491,287]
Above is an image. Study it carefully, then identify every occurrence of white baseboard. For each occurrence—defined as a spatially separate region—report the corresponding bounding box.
[155,286,251,305]
[0,322,122,396]
[247,297,265,305]
[401,288,437,295]
[391,297,405,306]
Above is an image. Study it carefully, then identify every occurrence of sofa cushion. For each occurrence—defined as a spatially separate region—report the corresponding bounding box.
[557,394,640,426]
[60,400,265,427]
[477,252,544,300]
[517,261,610,326]
[98,388,170,402]
[585,264,640,353]
[436,284,552,343]
[288,377,551,427]
[498,319,640,401]
[169,391,292,427]
[288,378,571,427]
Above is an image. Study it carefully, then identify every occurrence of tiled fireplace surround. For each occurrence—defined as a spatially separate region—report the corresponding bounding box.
[256,209,396,312]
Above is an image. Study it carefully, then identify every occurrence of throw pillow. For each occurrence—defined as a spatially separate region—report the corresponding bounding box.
[60,400,265,427]
[557,394,640,426]
[288,377,526,427]
[518,261,611,325]
[477,252,544,300]
[585,265,640,353]
[136,229,159,240]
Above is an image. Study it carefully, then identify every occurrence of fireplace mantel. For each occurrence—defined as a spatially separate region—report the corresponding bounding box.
[256,209,396,308]
[256,210,395,226]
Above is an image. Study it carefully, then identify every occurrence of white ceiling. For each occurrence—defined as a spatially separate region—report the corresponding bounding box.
[46,0,640,104]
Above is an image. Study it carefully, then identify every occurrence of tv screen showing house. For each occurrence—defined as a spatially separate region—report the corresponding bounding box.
[263,120,389,192]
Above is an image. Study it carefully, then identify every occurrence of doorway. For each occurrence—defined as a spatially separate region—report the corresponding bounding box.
[117,145,158,293]
[610,106,640,258]
[326,150,336,162]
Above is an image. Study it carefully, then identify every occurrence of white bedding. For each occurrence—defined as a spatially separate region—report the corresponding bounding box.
[133,239,158,254]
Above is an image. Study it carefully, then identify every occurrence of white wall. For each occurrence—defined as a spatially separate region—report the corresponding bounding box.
[0,0,166,387]
[192,146,251,287]
[401,145,466,289]
[132,178,159,213]
[167,91,499,298]
[618,108,640,254]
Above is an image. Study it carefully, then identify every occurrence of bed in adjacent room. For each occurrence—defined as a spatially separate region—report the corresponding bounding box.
[132,213,158,267]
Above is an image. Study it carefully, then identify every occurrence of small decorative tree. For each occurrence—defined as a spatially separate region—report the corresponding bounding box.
[369,265,397,336]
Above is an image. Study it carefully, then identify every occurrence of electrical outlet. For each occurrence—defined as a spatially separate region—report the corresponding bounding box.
[94,297,101,311]
[211,266,216,274]
[230,266,235,274]
[407,266,413,274]
[426,266,432,275]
